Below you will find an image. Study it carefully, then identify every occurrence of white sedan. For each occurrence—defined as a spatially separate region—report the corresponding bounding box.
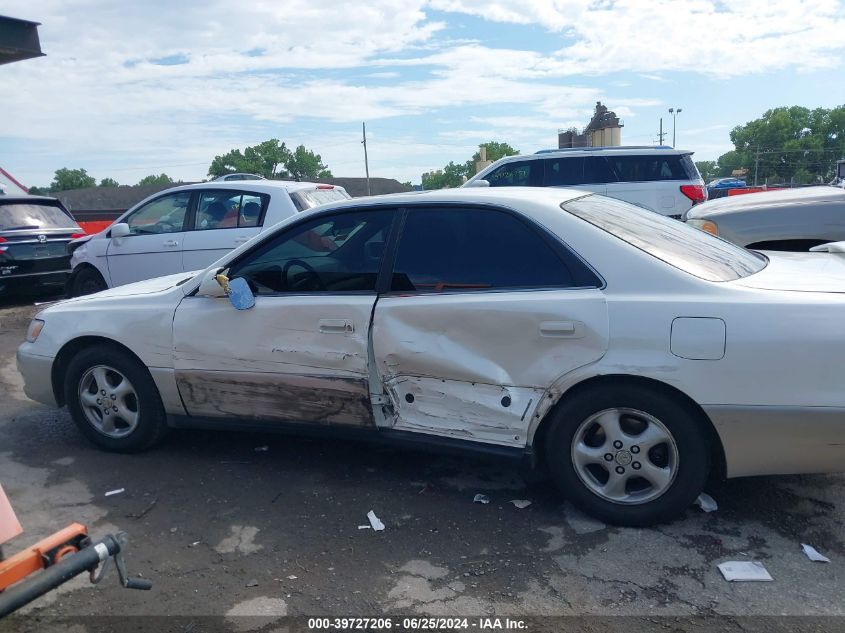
[17,188,845,526]
[65,180,350,296]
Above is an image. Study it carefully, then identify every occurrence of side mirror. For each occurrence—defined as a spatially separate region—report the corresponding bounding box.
[196,268,228,298]
[111,223,130,238]
[464,179,490,188]
[227,277,255,310]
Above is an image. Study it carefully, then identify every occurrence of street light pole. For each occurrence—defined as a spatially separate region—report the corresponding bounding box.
[668,107,682,148]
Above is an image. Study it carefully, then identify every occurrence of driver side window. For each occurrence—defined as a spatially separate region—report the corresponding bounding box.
[126,192,190,235]
[228,209,393,294]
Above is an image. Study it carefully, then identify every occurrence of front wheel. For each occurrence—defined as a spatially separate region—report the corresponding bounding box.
[64,346,168,452]
[69,267,107,297]
[544,385,710,526]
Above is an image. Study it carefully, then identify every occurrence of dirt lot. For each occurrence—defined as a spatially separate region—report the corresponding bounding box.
[1,297,843,632]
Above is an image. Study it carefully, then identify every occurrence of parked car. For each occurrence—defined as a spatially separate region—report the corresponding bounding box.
[212,173,266,182]
[66,180,350,296]
[464,146,706,218]
[0,195,85,297]
[686,185,845,251]
[707,177,747,190]
[18,187,845,526]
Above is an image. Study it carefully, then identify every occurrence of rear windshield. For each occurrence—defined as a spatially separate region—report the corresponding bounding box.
[291,188,351,211]
[0,202,78,230]
[563,195,766,281]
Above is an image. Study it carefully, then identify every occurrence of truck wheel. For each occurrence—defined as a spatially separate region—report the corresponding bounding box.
[64,346,168,453]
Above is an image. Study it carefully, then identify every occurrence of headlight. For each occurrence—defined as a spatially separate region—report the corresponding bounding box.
[687,218,719,236]
[26,319,45,343]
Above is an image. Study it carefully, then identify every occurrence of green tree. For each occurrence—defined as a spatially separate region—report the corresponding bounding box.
[717,105,845,184]
[208,139,292,179]
[422,161,467,189]
[286,145,332,181]
[465,141,519,176]
[136,173,174,186]
[99,177,119,187]
[28,186,49,195]
[694,160,718,182]
[50,168,96,191]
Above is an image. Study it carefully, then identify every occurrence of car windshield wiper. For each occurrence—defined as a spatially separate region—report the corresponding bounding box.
[1,225,42,231]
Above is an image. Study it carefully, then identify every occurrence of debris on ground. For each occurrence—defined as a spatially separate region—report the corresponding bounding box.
[717,561,773,582]
[367,510,385,531]
[246,579,259,587]
[801,544,831,563]
[695,492,718,513]
[509,499,532,509]
[126,497,157,519]
[254,445,269,452]
[104,488,125,497]
[473,494,491,504]
[287,575,297,580]
[358,525,371,530]
[189,541,201,547]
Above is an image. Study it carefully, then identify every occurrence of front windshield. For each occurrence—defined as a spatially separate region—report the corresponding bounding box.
[563,195,767,282]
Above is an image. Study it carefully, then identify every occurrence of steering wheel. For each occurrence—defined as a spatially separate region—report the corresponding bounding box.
[154,220,176,233]
[282,259,326,291]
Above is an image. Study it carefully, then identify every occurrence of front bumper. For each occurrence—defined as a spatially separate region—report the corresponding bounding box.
[707,405,845,478]
[15,347,58,407]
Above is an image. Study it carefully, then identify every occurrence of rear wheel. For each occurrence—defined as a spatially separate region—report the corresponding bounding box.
[64,346,168,452]
[70,267,107,297]
[544,384,710,526]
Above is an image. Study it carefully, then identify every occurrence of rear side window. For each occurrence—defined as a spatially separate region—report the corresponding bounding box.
[196,191,268,230]
[485,160,542,187]
[0,202,78,230]
[544,157,586,186]
[391,207,577,292]
[605,154,697,182]
[564,195,766,281]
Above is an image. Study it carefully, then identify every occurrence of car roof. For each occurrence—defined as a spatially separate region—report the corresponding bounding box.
[307,185,591,214]
[492,147,693,162]
[158,180,345,195]
[694,185,845,215]
[0,194,62,203]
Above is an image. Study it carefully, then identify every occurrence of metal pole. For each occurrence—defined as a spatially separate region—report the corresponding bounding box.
[754,146,760,186]
[657,118,665,145]
[672,111,676,148]
[362,122,371,196]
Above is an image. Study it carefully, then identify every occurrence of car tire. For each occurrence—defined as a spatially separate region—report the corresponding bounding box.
[544,384,710,526]
[70,267,107,297]
[64,345,168,453]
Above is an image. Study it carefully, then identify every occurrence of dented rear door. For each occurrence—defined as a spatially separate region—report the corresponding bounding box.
[371,205,609,447]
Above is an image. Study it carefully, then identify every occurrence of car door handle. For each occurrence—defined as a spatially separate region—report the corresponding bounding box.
[539,321,583,338]
[319,319,354,334]
[234,236,249,244]
[163,240,179,248]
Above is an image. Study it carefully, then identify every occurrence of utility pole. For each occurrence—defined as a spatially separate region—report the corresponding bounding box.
[656,118,666,145]
[754,146,760,186]
[362,122,371,196]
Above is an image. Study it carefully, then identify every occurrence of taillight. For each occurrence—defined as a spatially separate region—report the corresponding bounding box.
[70,232,87,239]
[0,237,6,252]
[0,237,6,243]
[316,185,334,189]
[680,184,707,203]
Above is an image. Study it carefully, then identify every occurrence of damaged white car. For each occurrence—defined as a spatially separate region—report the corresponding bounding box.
[17,188,845,526]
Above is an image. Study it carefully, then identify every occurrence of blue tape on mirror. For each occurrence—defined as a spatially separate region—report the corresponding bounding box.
[228,277,255,310]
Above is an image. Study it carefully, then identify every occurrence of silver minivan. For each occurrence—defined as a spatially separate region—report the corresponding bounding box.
[465,147,706,218]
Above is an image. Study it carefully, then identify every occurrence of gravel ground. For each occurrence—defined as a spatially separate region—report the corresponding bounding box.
[0,297,843,632]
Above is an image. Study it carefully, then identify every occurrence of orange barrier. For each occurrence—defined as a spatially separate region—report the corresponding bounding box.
[728,187,785,196]
[77,220,113,234]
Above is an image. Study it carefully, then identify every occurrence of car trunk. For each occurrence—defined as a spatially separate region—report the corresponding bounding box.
[733,250,845,293]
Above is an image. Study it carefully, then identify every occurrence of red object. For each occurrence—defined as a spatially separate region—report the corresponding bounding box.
[77,220,113,235]
[70,232,87,239]
[0,523,88,591]
[0,236,6,243]
[316,184,334,189]
[680,184,707,203]
[728,187,785,196]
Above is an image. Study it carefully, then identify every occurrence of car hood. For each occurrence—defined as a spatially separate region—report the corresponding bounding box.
[60,271,199,304]
[688,186,845,220]
[733,251,845,293]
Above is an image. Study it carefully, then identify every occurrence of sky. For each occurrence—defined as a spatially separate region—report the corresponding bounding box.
[3,0,845,189]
